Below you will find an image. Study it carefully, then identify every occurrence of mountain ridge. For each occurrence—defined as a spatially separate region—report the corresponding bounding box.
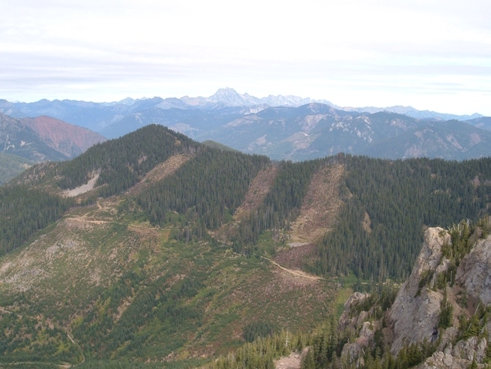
[0,112,105,184]
[0,124,489,368]
[208,106,491,161]
[1,88,481,120]
[21,115,105,158]
[2,92,489,161]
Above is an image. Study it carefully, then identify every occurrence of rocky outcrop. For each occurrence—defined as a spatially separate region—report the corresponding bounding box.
[388,227,450,354]
[456,237,491,305]
[338,292,370,331]
[337,224,490,369]
[341,342,365,367]
[338,292,380,367]
[417,337,488,369]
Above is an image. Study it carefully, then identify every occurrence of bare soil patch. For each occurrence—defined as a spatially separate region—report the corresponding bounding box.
[63,217,109,231]
[289,163,344,244]
[62,172,100,197]
[128,223,161,239]
[214,164,278,241]
[63,198,121,230]
[263,256,322,283]
[234,164,279,220]
[275,348,308,369]
[128,154,192,195]
[362,211,372,233]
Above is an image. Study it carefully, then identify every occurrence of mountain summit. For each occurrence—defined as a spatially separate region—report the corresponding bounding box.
[204,88,329,107]
[208,87,253,106]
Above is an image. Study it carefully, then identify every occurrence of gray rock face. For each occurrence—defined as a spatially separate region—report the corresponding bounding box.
[452,337,487,362]
[388,227,450,354]
[337,227,490,368]
[417,337,488,369]
[341,343,365,367]
[456,237,491,305]
[338,292,375,366]
[338,292,369,331]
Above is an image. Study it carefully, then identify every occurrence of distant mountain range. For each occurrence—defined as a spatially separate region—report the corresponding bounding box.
[0,113,105,183]
[0,88,489,163]
[0,88,484,130]
[345,105,482,121]
[0,113,105,161]
[467,116,491,131]
[181,87,333,108]
[205,104,491,161]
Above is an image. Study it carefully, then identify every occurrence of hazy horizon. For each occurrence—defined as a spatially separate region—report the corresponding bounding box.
[1,0,490,115]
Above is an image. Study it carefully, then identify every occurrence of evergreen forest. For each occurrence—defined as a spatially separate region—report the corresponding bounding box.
[0,125,489,368]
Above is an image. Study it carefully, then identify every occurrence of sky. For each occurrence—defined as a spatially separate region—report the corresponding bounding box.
[1,0,491,115]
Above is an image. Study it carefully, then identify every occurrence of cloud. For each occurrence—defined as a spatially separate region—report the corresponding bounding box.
[0,0,490,114]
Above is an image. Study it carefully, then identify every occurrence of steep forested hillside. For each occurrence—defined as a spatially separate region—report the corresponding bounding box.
[57,124,200,196]
[136,149,268,231]
[310,156,490,280]
[0,125,489,368]
[222,155,490,280]
[0,185,72,255]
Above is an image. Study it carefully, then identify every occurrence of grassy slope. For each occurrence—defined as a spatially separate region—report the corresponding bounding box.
[0,195,336,367]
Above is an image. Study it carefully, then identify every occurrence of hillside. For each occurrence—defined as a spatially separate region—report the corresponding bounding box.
[208,106,491,161]
[0,152,33,185]
[0,125,489,368]
[209,218,490,369]
[21,116,105,158]
[0,113,105,184]
[0,112,67,162]
[467,116,491,131]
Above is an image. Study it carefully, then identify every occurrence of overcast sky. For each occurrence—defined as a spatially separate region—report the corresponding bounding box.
[1,0,490,115]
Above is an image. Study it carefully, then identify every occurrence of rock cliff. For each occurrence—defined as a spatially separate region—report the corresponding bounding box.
[337,222,490,369]
[389,227,450,353]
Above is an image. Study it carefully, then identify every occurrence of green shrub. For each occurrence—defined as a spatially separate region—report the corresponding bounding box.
[242,321,275,342]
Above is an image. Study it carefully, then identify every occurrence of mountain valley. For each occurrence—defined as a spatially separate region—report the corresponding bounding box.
[0,125,489,368]
[2,0,490,366]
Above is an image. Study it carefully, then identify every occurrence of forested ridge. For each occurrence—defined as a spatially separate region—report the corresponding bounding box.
[136,149,269,232]
[57,124,201,196]
[0,123,490,369]
[203,154,489,281]
[232,159,324,253]
[1,124,489,280]
[0,125,203,255]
